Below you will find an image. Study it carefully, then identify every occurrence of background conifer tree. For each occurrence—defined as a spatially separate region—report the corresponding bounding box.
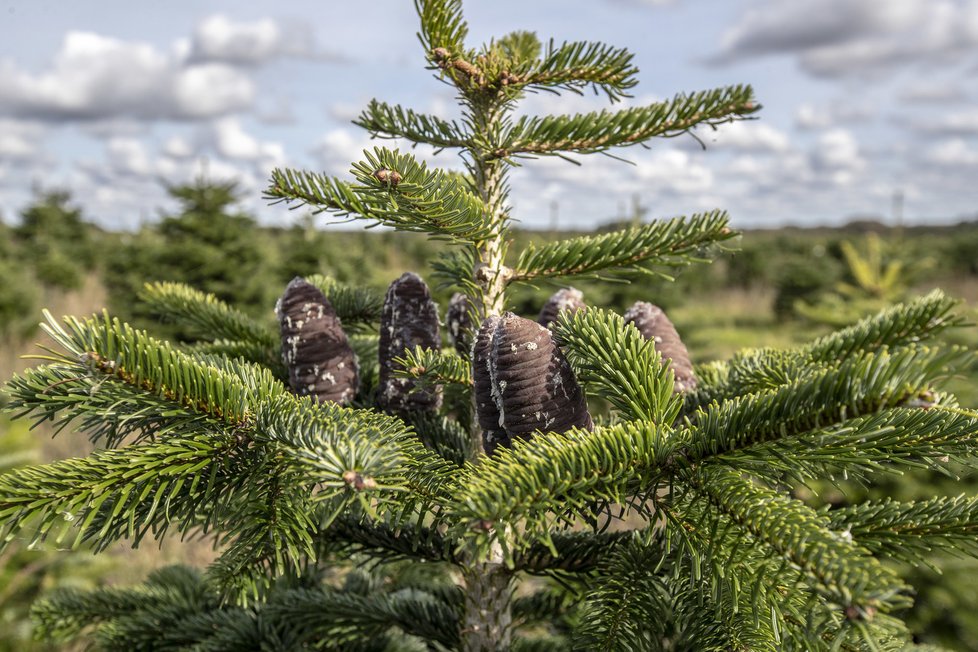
[3,2,978,650]
[103,177,276,336]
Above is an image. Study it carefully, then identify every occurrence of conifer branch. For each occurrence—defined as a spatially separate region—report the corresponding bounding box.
[662,497,828,650]
[270,585,461,648]
[31,566,216,643]
[514,530,633,575]
[416,0,469,60]
[313,513,453,563]
[521,39,638,101]
[450,422,674,557]
[354,99,467,148]
[30,310,280,426]
[188,340,285,377]
[265,169,373,218]
[0,433,246,551]
[138,282,277,346]
[206,476,318,601]
[805,289,962,362]
[826,495,978,565]
[685,346,963,463]
[685,467,910,617]
[513,588,578,628]
[5,365,224,448]
[553,307,682,423]
[34,565,458,650]
[393,346,473,388]
[401,411,473,467]
[510,210,734,282]
[431,246,481,294]
[350,148,494,240]
[668,570,784,651]
[729,407,978,483]
[573,540,670,650]
[690,291,966,410]
[267,149,494,242]
[499,85,758,158]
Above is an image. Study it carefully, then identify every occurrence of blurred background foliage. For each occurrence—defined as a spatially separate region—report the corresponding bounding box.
[2,180,978,649]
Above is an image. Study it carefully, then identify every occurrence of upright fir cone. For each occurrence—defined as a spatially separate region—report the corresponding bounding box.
[624,301,697,393]
[538,287,586,329]
[378,272,442,414]
[473,312,593,455]
[277,277,358,405]
[446,292,473,356]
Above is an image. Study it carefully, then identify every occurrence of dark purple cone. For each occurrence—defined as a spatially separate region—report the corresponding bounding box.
[378,272,443,414]
[624,301,697,393]
[277,277,358,405]
[474,313,593,455]
[538,287,586,329]
[446,292,473,356]
[472,315,507,454]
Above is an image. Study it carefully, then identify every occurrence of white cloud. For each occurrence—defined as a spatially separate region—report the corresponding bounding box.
[163,135,194,159]
[0,119,45,162]
[794,102,875,130]
[708,120,790,152]
[635,149,714,194]
[311,128,371,176]
[929,110,978,134]
[898,80,970,103]
[809,129,865,184]
[0,31,254,122]
[716,0,915,59]
[212,117,285,168]
[926,138,978,165]
[189,15,319,66]
[711,0,978,78]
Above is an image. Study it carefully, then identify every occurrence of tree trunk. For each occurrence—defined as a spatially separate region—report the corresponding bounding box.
[460,561,514,651]
[463,98,516,651]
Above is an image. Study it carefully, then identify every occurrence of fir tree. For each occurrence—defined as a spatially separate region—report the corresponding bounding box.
[2,2,978,650]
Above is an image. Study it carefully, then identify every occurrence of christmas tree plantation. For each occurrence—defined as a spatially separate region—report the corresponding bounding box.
[3,1,978,650]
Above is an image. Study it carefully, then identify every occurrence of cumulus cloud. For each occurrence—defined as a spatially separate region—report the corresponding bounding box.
[211,117,285,168]
[898,80,970,103]
[310,128,372,176]
[810,128,865,182]
[794,102,875,130]
[914,109,978,135]
[710,0,978,78]
[926,138,978,165]
[0,31,253,122]
[0,119,46,162]
[163,135,194,159]
[189,15,323,66]
[707,120,790,152]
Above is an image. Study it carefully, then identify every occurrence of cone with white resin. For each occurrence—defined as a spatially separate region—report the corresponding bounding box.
[624,301,697,393]
[537,287,586,329]
[277,277,358,405]
[473,312,593,455]
[378,272,443,414]
[446,291,473,356]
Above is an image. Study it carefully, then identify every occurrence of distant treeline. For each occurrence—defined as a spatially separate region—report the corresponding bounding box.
[2,180,978,339]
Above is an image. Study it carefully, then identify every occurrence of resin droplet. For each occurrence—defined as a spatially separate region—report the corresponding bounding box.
[277,277,358,405]
[378,272,442,414]
[538,287,586,329]
[624,301,697,393]
[446,292,473,356]
[473,312,593,455]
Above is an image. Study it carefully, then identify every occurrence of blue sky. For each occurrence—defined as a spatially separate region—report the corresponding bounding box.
[0,0,976,230]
